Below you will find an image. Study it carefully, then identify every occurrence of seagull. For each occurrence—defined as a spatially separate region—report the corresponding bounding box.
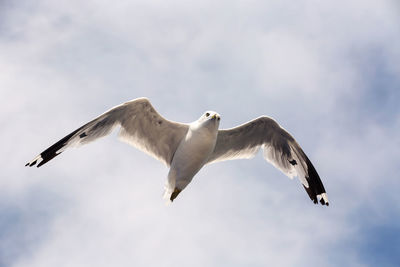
[26,97,329,205]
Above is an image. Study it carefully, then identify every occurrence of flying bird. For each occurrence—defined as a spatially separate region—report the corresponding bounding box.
[26,98,329,205]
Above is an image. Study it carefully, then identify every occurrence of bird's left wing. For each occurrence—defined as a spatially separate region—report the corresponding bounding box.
[207,116,329,205]
[26,98,189,168]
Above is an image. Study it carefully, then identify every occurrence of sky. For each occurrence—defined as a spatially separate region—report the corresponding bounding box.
[1,0,400,266]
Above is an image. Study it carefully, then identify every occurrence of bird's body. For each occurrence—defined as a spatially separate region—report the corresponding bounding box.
[26,98,329,205]
[166,112,220,200]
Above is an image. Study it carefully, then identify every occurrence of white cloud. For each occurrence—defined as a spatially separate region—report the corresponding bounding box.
[1,0,399,266]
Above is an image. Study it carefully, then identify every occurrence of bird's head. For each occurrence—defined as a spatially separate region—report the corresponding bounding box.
[195,111,221,131]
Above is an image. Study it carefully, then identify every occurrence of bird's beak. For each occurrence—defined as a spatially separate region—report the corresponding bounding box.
[212,114,217,120]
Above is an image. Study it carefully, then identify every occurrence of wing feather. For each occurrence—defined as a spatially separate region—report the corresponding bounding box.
[26,98,188,167]
[207,116,329,205]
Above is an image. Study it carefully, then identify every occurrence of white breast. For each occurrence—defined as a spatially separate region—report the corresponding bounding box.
[166,122,218,192]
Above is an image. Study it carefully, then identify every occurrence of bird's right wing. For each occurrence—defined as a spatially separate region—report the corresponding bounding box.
[26,98,189,168]
[207,116,328,205]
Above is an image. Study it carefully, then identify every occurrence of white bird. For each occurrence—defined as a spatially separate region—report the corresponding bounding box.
[26,97,329,205]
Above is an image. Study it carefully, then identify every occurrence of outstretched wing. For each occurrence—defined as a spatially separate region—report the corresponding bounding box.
[207,116,329,205]
[26,98,189,168]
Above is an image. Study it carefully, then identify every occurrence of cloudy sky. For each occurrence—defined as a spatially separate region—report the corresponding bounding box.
[1,0,400,266]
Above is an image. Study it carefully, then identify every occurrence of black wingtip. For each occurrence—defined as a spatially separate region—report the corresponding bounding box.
[26,126,84,168]
[25,159,38,167]
[303,155,329,206]
[35,150,64,168]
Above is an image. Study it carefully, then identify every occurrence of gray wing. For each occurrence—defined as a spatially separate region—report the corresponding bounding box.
[207,116,329,205]
[26,98,189,168]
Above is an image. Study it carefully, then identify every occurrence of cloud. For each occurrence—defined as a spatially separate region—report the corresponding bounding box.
[1,0,399,266]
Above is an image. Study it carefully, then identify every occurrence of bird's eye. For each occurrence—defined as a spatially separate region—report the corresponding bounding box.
[206,113,210,117]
